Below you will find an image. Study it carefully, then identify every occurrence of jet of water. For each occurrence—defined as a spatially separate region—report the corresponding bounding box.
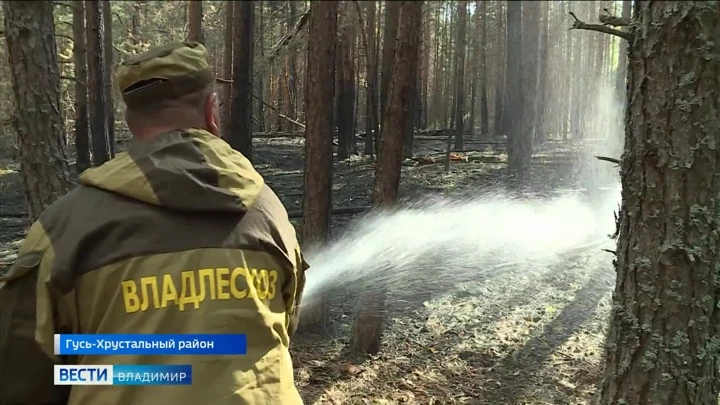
[301,185,621,308]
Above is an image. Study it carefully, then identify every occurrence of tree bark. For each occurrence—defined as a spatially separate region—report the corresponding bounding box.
[187,0,204,44]
[362,0,378,157]
[102,0,114,157]
[228,1,254,160]
[504,1,529,183]
[73,1,90,175]
[222,0,233,137]
[299,0,337,335]
[479,0,489,136]
[452,1,467,153]
[350,0,422,355]
[85,0,111,166]
[336,15,356,161]
[494,1,505,135]
[598,2,720,404]
[3,0,72,223]
[379,1,400,127]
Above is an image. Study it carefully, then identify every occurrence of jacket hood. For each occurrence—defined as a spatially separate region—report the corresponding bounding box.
[80,129,264,213]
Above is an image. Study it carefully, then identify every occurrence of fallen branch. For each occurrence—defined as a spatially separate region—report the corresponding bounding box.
[568,11,632,41]
[287,205,370,219]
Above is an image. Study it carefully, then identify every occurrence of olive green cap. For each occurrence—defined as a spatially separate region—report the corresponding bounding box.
[116,41,215,108]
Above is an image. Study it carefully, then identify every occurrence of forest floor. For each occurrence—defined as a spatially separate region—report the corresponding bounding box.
[0,133,618,405]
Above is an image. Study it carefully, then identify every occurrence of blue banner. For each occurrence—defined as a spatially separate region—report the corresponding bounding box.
[54,334,247,355]
[54,365,192,385]
[113,365,192,385]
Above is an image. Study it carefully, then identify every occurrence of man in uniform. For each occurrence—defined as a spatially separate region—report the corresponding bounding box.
[0,41,308,404]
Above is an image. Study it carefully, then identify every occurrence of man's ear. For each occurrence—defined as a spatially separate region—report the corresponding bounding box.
[205,93,220,136]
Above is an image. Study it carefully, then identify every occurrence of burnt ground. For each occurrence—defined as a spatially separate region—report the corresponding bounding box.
[0,134,617,404]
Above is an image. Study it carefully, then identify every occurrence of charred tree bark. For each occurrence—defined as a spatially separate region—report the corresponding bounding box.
[535,1,549,142]
[73,1,90,175]
[228,1,254,160]
[451,1,467,155]
[362,0,379,157]
[521,2,540,144]
[3,0,72,223]
[102,0,114,157]
[469,0,481,138]
[85,0,111,166]
[494,2,505,135]
[222,1,233,137]
[351,0,422,355]
[478,0,489,135]
[336,19,356,161]
[598,2,720,404]
[287,1,298,131]
[187,0,204,43]
[504,1,528,183]
[379,1,400,127]
[299,0,337,336]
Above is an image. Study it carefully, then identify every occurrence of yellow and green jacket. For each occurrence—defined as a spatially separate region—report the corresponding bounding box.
[0,129,308,405]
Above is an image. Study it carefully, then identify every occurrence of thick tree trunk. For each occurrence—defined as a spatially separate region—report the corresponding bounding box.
[522,2,540,145]
[362,0,378,157]
[504,1,529,183]
[479,1,489,136]
[228,1,254,159]
[102,0,114,157]
[299,0,337,335]
[3,0,72,222]
[379,1,400,127]
[598,2,720,404]
[85,0,111,166]
[222,1,233,137]
[336,21,356,161]
[452,1,467,153]
[187,0,204,43]
[73,1,90,175]
[351,0,422,355]
[494,1,505,135]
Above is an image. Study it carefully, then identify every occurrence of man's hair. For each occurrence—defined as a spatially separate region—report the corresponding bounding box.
[124,84,215,130]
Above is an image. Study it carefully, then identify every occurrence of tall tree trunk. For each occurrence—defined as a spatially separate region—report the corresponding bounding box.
[479,0,489,135]
[379,1,400,127]
[494,1,505,135]
[468,0,481,138]
[504,1,528,183]
[3,0,72,222]
[522,2,540,144]
[287,1,298,130]
[255,2,265,132]
[451,1,467,153]
[187,0,204,43]
[598,2,720,404]
[102,0,114,157]
[535,1,549,141]
[229,1,254,159]
[300,0,337,335]
[362,0,379,157]
[222,1,234,137]
[85,0,111,166]
[351,0,422,355]
[73,1,90,175]
[420,3,431,129]
[336,17,356,161]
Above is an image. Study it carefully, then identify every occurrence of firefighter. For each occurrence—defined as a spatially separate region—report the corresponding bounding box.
[0,41,308,405]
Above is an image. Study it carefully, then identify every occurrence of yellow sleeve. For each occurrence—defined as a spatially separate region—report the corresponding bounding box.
[287,245,309,338]
[0,221,69,403]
